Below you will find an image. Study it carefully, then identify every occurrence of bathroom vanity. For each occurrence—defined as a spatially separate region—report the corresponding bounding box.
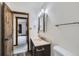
[30,36,51,56]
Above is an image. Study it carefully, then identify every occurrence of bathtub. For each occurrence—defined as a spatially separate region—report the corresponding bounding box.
[53,45,73,56]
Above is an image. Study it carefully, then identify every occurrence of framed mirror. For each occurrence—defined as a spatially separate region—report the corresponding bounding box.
[38,13,46,33]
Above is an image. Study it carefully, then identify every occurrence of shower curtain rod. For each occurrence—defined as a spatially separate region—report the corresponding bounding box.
[55,22,79,27]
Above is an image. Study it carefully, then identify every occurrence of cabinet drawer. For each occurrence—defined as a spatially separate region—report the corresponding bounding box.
[36,47,45,52]
[35,45,50,56]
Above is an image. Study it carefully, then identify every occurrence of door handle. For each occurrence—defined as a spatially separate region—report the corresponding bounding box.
[5,39,9,40]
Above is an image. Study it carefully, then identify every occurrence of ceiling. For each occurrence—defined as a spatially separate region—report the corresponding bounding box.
[6,2,46,14]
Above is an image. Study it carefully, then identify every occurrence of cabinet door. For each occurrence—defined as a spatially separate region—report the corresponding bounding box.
[2,3,13,56]
[35,45,51,56]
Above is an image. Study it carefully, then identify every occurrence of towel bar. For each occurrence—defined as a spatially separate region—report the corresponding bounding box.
[55,22,79,27]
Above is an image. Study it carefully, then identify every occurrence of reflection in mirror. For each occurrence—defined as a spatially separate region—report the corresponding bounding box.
[38,12,48,33]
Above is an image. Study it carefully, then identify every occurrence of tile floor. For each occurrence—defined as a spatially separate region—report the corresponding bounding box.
[13,36,28,54]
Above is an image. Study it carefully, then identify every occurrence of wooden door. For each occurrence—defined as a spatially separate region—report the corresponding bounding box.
[2,3,13,56]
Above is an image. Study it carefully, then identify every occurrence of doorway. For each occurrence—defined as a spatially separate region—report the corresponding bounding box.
[12,12,29,55]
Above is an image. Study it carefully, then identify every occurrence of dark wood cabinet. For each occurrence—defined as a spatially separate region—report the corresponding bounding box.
[31,39,51,56]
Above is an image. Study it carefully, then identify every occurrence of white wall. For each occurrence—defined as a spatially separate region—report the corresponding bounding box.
[44,2,79,56]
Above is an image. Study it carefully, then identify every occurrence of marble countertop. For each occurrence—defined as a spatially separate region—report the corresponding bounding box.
[31,35,51,47]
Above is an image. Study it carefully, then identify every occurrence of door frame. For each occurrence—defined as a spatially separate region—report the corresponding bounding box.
[16,17,28,46]
[1,2,13,56]
[12,11,29,51]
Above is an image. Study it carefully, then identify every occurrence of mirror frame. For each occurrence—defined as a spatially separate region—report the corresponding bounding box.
[38,13,45,33]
